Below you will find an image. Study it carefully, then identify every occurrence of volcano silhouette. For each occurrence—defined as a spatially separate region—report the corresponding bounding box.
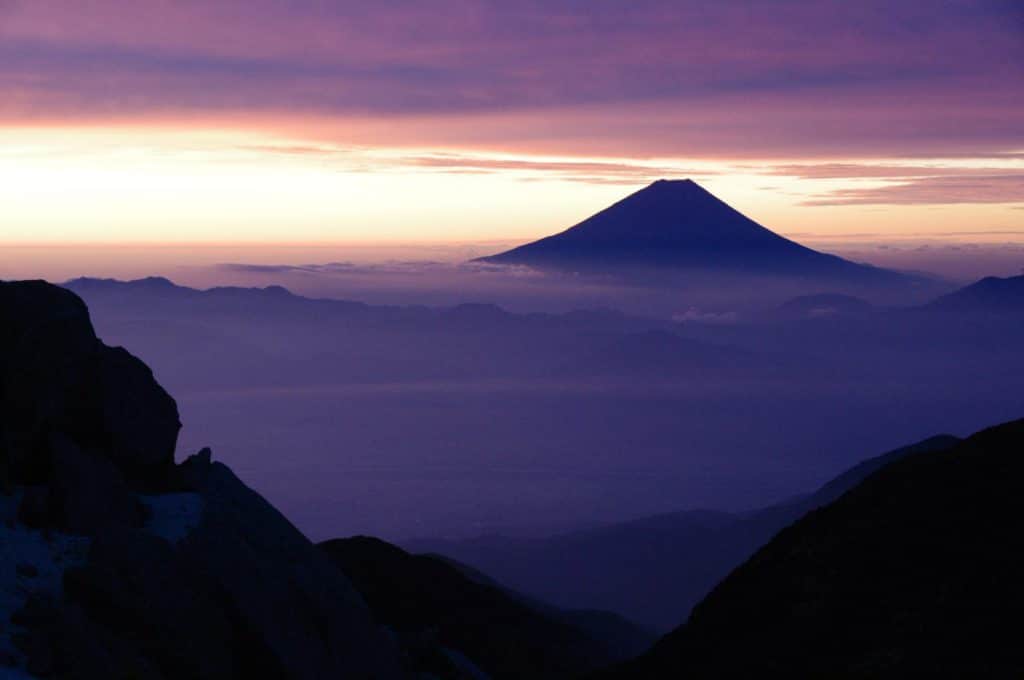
[478,180,900,281]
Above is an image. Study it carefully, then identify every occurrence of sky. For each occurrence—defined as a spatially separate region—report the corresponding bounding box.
[1,0,1023,247]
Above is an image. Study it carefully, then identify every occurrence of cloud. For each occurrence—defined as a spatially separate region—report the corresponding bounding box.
[397,154,713,185]
[671,308,738,324]
[218,262,356,274]
[768,164,1023,180]
[218,260,548,279]
[803,173,1024,206]
[230,144,712,185]
[1,1,1022,158]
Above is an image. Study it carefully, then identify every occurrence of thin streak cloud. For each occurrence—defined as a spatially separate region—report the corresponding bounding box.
[804,174,1024,206]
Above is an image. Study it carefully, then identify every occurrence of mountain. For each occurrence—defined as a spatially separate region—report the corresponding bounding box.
[604,418,1024,678]
[0,280,402,679]
[320,536,654,679]
[477,180,905,282]
[62,276,754,385]
[926,274,1024,312]
[406,434,960,631]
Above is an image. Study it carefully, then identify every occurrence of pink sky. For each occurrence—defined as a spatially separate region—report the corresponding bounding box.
[0,1,1022,246]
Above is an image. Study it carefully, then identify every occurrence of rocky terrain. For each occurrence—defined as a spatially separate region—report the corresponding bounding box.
[0,280,403,678]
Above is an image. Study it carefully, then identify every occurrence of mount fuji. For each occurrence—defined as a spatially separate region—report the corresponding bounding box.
[477,180,908,284]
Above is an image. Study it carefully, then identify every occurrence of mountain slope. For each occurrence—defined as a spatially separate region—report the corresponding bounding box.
[606,418,1024,678]
[407,434,960,631]
[477,180,903,281]
[926,273,1024,312]
[0,280,402,679]
[320,536,654,679]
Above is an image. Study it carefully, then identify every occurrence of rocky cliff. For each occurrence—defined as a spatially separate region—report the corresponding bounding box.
[0,280,402,679]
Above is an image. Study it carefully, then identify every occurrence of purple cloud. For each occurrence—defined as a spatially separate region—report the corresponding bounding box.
[1,1,1021,157]
[803,174,1024,206]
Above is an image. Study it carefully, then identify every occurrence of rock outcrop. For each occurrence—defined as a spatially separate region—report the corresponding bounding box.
[1,280,179,489]
[176,454,399,679]
[0,280,401,679]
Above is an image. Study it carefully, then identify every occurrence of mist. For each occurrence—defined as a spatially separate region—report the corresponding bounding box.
[60,265,1024,544]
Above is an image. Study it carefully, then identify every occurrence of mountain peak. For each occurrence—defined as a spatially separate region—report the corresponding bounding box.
[650,177,698,187]
[476,181,902,282]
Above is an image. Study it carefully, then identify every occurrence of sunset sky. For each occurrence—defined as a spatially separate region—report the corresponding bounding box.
[2,0,1022,246]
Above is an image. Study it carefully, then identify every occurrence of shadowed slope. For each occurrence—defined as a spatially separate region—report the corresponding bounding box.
[605,418,1024,678]
[320,536,653,679]
[0,280,402,679]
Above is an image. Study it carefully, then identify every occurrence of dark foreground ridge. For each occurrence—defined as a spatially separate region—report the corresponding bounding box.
[476,179,907,283]
[320,536,654,679]
[602,418,1024,678]
[0,280,401,679]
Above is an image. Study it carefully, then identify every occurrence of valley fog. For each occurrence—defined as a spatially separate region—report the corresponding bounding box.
[66,271,1024,542]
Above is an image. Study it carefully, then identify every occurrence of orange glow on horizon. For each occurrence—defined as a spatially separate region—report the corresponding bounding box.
[1,125,1022,247]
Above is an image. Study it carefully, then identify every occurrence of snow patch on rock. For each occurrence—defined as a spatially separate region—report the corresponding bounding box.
[140,492,203,545]
[0,491,89,674]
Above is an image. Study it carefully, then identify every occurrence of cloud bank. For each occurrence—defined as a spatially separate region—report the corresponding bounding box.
[2,1,1021,158]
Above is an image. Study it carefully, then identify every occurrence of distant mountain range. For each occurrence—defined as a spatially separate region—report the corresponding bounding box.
[59,274,1024,542]
[926,273,1024,312]
[60,276,759,388]
[477,180,910,284]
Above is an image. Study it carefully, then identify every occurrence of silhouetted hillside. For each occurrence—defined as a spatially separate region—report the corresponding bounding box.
[605,418,1024,677]
[926,274,1024,312]
[0,280,402,678]
[478,180,906,283]
[320,536,654,679]
[408,435,960,631]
